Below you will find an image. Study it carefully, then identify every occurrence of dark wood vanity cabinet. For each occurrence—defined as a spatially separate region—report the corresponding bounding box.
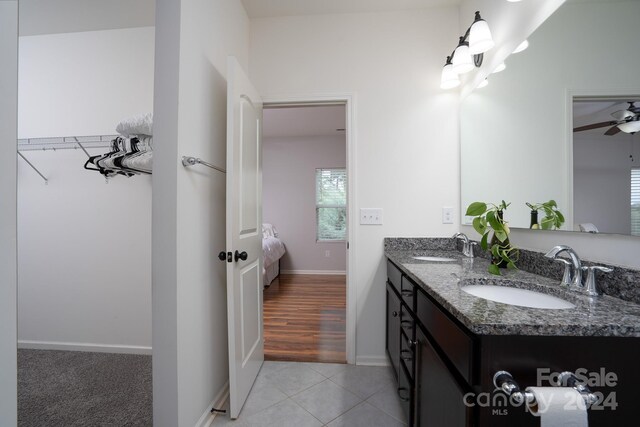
[386,260,474,426]
[386,258,640,427]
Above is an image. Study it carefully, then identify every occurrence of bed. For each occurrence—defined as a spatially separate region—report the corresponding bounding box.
[262,223,286,287]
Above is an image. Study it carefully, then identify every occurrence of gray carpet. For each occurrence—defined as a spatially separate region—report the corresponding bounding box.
[18,349,152,426]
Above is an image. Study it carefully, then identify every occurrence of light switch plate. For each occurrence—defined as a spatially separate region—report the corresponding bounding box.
[360,208,383,225]
[442,207,454,224]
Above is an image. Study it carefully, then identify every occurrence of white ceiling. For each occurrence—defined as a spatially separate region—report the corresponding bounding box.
[19,0,155,36]
[263,105,346,139]
[241,0,461,19]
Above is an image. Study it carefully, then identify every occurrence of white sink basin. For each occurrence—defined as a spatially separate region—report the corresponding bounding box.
[461,285,575,309]
[412,256,456,262]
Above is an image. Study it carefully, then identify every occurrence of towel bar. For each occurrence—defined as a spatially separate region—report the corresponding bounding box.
[181,156,226,174]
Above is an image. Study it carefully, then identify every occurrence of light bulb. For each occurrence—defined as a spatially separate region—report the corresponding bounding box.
[513,40,529,53]
[469,14,494,54]
[440,61,460,90]
[452,41,474,74]
[493,62,506,73]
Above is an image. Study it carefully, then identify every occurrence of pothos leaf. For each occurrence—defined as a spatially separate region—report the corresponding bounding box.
[480,232,489,250]
[494,230,508,242]
[466,202,487,216]
[488,264,501,276]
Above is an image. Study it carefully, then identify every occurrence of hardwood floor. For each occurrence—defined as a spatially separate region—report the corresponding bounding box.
[263,274,346,363]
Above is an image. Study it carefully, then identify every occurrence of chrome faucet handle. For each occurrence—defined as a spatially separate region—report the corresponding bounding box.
[553,258,573,287]
[466,241,477,258]
[581,265,613,297]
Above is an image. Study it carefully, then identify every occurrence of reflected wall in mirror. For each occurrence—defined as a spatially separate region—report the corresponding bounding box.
[573,99,640,236]
[461,0,640,237]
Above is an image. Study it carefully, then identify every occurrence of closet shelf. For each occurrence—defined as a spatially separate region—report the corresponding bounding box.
[17,135,118,151]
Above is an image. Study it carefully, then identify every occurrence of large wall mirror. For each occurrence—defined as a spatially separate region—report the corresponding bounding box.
[461,0,640,237]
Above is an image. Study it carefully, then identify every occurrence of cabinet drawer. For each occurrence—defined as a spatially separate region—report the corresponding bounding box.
[417,289,474,383]
[397,360,412,425]
[387,259,402,293]
[400,330,415,380]
[401,275,416,311]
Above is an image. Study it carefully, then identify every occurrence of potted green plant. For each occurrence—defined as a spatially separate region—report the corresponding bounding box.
[465,200,519,275]
[525,200,565,230]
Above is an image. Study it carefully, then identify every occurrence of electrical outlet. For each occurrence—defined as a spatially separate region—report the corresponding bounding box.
[360,208,383,225]
[325,250,330,258]
[442,207,454,224]
[463,215,474,225]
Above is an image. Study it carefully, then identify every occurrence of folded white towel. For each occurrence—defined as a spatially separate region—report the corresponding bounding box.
[116,113,153,137]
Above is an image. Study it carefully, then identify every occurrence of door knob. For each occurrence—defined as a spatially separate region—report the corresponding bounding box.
[218,251,227,261]
[234,250,248,262]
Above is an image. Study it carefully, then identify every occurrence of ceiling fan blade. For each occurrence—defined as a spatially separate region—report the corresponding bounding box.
[573,121,616,132]
[604,125,621,136]
[611,109,634,121]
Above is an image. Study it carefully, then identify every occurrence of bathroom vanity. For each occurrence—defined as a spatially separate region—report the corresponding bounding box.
[385,240,640,427]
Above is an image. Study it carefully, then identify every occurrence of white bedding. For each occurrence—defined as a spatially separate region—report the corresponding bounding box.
[263,236,285,267]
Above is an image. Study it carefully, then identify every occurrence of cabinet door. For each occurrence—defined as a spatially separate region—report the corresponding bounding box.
[415,326,469,427]
[386,282,401,379]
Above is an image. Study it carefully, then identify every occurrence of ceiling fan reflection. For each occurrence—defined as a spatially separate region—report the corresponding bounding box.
[574,102,640,135]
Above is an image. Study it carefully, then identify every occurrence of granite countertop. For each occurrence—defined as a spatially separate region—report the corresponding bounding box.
[385,248,640,337]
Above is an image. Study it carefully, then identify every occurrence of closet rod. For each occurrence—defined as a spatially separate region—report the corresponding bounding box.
[181,156,226,174]
[17,151,48,184]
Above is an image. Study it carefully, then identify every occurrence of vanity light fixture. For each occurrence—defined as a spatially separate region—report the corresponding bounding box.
[513,40,529,53]
[477,78,489,89]
[493,62,507,73]
[440,11,494,89]
[440,56,461,89]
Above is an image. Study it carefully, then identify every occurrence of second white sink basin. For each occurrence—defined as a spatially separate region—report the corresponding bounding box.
[412,256,456,262]
[461,285,575,309]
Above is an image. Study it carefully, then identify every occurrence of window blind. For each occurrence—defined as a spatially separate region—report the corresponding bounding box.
[632,168,640,236]
[316,168,347,241]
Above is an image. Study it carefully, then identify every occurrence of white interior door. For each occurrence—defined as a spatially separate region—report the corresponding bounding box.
[225,56,264,419]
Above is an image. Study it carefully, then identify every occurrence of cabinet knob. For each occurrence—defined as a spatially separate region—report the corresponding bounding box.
[392,311,398,317]
[401,290,413,297]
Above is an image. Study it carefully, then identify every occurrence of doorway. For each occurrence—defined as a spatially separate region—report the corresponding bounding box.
[261,102,352,363]
[15,5,154,425]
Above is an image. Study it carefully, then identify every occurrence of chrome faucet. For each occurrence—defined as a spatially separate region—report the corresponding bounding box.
[544,245,583,291]
[581,265,614,297]
[453,233,477,258]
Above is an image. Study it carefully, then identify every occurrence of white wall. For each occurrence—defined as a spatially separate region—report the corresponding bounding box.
[153,0,250,425]
[461,0,640,269]
[250,7,461,364]
[263,135,347,273]
[574,135,640,235]
[18,27,155,138]
[0,2,18,424]
[16,28,154,352]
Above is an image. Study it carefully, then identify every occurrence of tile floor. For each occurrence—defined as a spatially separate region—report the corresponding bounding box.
[212,362,407,427]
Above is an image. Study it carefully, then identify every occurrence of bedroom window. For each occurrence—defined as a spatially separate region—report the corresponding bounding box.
[316,168,347,241]
[632,168,640,236]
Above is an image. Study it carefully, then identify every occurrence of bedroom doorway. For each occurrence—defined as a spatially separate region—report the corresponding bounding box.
[261,102,349,363]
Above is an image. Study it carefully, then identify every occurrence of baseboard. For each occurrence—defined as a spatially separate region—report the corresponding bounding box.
[195,381,229,427]
[17,340,152,355]
[280,269,346,275]
[356,355,390,366]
